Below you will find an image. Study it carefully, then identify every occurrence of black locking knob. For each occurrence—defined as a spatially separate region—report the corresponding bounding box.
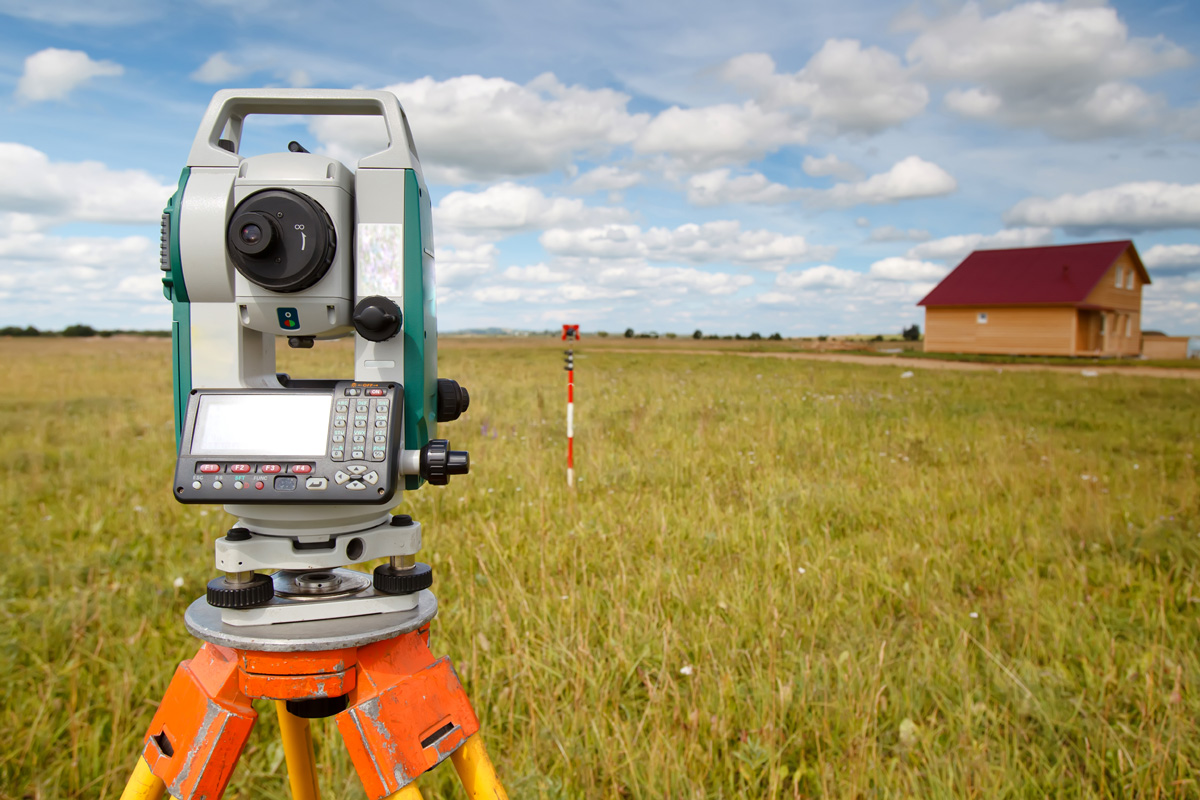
[353,296,402,342]
[420,439,469,485]
[436,378,470,422]
[206,573,274,609]
[373,562,433,595]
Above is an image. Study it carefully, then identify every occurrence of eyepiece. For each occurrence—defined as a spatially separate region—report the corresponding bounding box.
[240,223,263,245]
[226,189,336,293]
[229,211,275,257]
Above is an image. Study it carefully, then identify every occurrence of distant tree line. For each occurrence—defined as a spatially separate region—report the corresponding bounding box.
[544,326,921,341]
[609,328,786,340]
[0,325,171,338]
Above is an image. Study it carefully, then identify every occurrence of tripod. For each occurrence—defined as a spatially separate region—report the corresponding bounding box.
[121,589,507,800]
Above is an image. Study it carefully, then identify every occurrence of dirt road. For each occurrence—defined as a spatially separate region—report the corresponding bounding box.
[605,348,1200,380]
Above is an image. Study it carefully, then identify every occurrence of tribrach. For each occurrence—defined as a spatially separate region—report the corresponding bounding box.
[123,88,508,800]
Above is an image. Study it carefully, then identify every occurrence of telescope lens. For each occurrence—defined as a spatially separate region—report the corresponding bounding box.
[240,223,263,245]
[227,189,336,293]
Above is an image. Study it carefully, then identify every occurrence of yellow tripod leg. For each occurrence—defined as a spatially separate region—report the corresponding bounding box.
[450,735,509,800]
[384,784,425,799]
[120,756,166,800]
[276,700,321,800]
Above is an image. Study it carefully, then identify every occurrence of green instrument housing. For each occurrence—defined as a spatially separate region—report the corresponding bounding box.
[162,167,192,447]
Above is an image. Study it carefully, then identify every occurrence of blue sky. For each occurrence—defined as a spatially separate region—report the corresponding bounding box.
[1,0,1199,335]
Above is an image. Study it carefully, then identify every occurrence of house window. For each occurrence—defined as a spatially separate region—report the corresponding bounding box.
[1115,265,1124,287]
[977,312,988,324]
[1125,316,1132,337]
[1125,271,1134,290]
[1100,314,1107,336]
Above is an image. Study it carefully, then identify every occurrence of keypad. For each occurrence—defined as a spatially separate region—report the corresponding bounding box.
[328,384,394,463]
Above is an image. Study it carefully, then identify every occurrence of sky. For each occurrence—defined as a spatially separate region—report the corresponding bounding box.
[1,0,1199,337]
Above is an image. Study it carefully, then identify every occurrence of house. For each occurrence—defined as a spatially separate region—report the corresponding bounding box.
[1141,333,1193,360]
[918,240,1150,357]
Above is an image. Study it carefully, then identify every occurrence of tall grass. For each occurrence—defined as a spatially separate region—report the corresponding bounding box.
[1,337,1197,798]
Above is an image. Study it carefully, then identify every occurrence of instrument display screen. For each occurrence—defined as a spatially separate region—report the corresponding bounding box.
[191,393,332,456]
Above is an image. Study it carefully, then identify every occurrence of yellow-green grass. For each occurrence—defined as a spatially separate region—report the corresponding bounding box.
[1,336,1198,799]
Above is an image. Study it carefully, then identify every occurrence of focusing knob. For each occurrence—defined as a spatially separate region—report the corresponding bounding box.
[353,296,402,342]
[420,439,469,485]
[206,573,274,609]
[372,562,433,595]
[436,378,470,422]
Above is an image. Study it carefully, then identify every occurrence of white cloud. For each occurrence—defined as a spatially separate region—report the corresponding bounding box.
[0,228,163,326]
[570,166,642,194]
[0,0,159,25]
[719,43,928,134]
[591,264,753,295]
[540,220,833,270]
[906,227,1054,261]
[0,230,152,266]
[436,244,497,288]
[687,156,954,208]
[633,101,806,171]
[16,48,123,102]
[190,52,247,83]
[822,156,956,207]
[1143,244,1200,277]
[776,264,862,291]
[1143,276,1200,330]
[868,225,930,243]
[1004,182,1200,233]
[802,154,862,180]
[311,73,649,183]
[0,142,174,226]
[471,286,532,304]
[434,183,628,239]
[756,291,796,305]
[906,2,1191,138]
[686,169,797,207]
[502,263,571,283]
[470,263,752,305]
[868,257,948,282]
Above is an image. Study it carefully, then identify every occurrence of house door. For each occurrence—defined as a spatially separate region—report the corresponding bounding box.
[1078,310,1101,353]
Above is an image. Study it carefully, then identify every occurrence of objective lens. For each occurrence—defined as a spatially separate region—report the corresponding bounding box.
[240,224,263,245]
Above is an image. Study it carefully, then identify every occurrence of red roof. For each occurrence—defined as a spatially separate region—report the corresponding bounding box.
[918,240,1149,307]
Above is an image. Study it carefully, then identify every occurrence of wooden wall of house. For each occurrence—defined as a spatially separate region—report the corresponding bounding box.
[1082,250,1144,356]
[1100,310,1141,356]
[1085,249,1144,313]
[924,306,1077,355]
[1143,336,1190,360]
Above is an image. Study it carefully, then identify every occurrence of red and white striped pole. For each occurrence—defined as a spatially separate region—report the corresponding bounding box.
[562,324,580,487]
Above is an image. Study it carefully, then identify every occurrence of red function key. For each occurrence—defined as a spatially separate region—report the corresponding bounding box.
[367,388,386,397]
[261,464,282,474]
[254,480,265,490]
[290,464,313,474]
[198,463,221,473]
[230,464,252,474]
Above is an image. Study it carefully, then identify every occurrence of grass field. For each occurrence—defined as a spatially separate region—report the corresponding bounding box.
[2,336,1199,799]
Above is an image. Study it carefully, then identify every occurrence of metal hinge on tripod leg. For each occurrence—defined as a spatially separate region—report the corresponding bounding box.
[336,631,480,797]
